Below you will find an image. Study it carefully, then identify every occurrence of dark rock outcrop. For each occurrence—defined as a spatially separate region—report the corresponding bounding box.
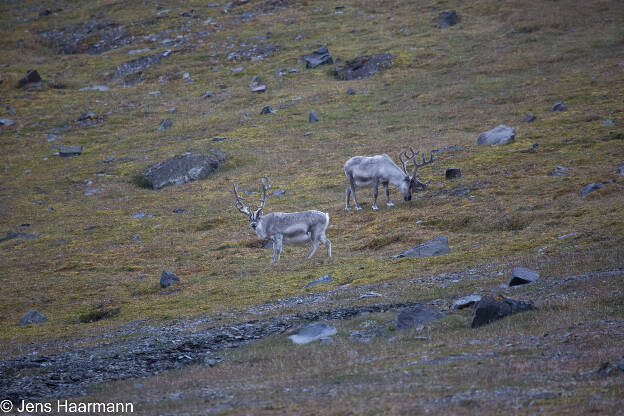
[471,295,533,328]
[508,267,540,287]
[550,101,567,112]
[140,150,226,190]
[303,46,333,68]
[19,310,48,325]
[17,69,42,88]
[445,168,461,179]
[160,270,180,288]
[333,53,393,80]
[437,10,458,28]
[309,109,319,122]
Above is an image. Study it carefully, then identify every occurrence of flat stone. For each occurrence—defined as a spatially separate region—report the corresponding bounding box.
[360,292,383,299]
[476,125,515,145]
[451,295,482,310]
[79,85,109,91]
[437,10,458,28]
[471,295,533,328]
[59,145,82,157]
[550,101,567,112]
[580,180,614,196]
[131,212,152,218]
[288,322,336,344]
[509,267,540,287]
[251,85,266,93]
[392,235,450,258]
[0,118,15,126]
[212,137,228,142]
[0,232,39,243]
[160,270,180,288]
[618,164,624,175]
[18,310,48,325]
[304,274,332,288]
[523,114,537,122]
[445,168,461,179]
[141,150,226,190]
[303,46,333,68]
[272,189,286,196]
[333,53,394,80]
[309,110,319,122]
[396,305,444,330]
[551,166,568,176]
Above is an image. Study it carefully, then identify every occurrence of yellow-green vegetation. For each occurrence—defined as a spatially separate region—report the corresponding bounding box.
[0,0,623,412]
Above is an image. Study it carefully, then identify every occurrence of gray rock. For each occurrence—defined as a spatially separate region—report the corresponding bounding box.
[18,310,48,325]
[249,76,262,87]
[551,166,568,176]
[251,85,266,93]
[333,53,394,81]
[202,91,213,99]
[523,114,537,122]
[309,110,319,122]
[451,295,482,310]
[509,267,540,287]
[137,275,148,280]
[46,133,58,142]
[114,52,165,79]
[79,85,110,92]
[347,88,356,95]
[477,124,515,145]
[471,295,533,328]
[618,164,624,175]
[580,180,615,196]
[303,46,333,68]
[272,189,286,196]
[304,274,332,288]
[77,112,96,121]
[288,68,299,73]
[437,10,458,28]
[131,212,152,218]
[6,105,16,116]
[84,189,102,196]
[158,118,173,131]
[392,235,450,258]
[0,118,15,126]
[160,270,180,288]
[231,66,244,73]
[288,322,336,344]
[550,101,567,112]
[172,208,185,214]
[260,105,275,114]
[445,168,461,179]
[0,232,39,243]
[557,232,578,240]
[602,120,614,126]
[17,69,42,88]
[212,137,228,142]
[141,150,226,190]
[360,292,383,299]
[396,305,443,330]
[59,145,82,157]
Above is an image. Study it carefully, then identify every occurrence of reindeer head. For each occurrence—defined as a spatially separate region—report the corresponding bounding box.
[232,177,271,230]
[398,147,434,201]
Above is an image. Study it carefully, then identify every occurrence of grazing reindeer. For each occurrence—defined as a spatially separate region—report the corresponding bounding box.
[344,147,434,210]
[232,177,331,263]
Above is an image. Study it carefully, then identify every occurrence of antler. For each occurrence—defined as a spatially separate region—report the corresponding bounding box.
[256,176,271,212]
[411,151,435,179]
[398,146,419,176]
[232,182,251,215]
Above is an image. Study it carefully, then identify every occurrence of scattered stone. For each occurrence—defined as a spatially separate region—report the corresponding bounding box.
[528,143,539,153]
[396,305,444,330]
[360,292,383,299]
[0,118,15,127]
[249,76,262,87]
[158,118,173,131]
[551,166,568,176]
[550,101,567,112]
[309,110,319,122]
[288,68,299,73]
[114,52,166,80]
[140,150,226,190]
[451,295,482,310]
[580,180,615,196]
[476,124,515,145]
[304,274,332,288]
[350,326,386,343]
[39,9,51,16]
[272,189,286,196]
[79,85,110,92]
[0,232,39,243]
[333,53,394,80]
[445,168,461,179]
[84,189,102,196]
[602,119,614,125]
[347,88,356,95]
[294,35,303,41]
[172,208,185,214]
[46,133,58,142]
[202,91,213,99]
[260,105,275,115]
[212,137,228,142]
[160,270,180,288]
[17,69,42,88]
[251,85,266,93]
[227,44,277,62]
[231,66,245,73]
[523,114,537,122]
[437,10,458,28]
[392,235,450,258]
[557,232,579,240]
[131,212,152,219]
[288,322,336,344]
[303,46,333,68]
[59,145,82,157]
[18,310,48,325]
[509,267,540,287]
[127,48,151,55]
[77,112,96,121]
[470,295,533,328]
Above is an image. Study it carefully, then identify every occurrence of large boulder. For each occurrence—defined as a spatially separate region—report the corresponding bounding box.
[508,267,539,287]
[392,235,450,258]
[59,145,82,157]
[333,53,394,81]
[19,310,48,325]
[470,295,532,328]
[288,322,336,344]
[303,46,333,68]
[17,69,42,88]
[396,305,443,330]
[140,150,226,190]
[476,125,515,145]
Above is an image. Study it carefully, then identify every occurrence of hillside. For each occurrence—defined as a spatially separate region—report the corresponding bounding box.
[0,0,623,414]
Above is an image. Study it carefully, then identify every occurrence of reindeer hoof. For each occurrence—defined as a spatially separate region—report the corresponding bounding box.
[387,202,395,207]
[345,206,351,211]
[355,206,362,211]
[372,205,379,211]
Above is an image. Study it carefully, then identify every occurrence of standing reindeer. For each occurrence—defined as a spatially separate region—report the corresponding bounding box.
[344,147,434,210]
[232,177,331,263]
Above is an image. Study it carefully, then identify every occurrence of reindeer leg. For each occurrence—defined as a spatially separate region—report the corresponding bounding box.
[320,233,331,257]
[270,236,278,263]
[348,174,362,210]
[384,182,394,206]
[307,231,319,259]
[345,186,352,211]
[372,177,380,210]
[272,234,283,262]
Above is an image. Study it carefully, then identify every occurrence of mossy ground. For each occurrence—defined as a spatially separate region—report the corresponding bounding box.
[0,0,623,412]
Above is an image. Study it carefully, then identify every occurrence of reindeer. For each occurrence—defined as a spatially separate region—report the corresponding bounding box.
[232,177,331,263]
[344,147,434,210]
